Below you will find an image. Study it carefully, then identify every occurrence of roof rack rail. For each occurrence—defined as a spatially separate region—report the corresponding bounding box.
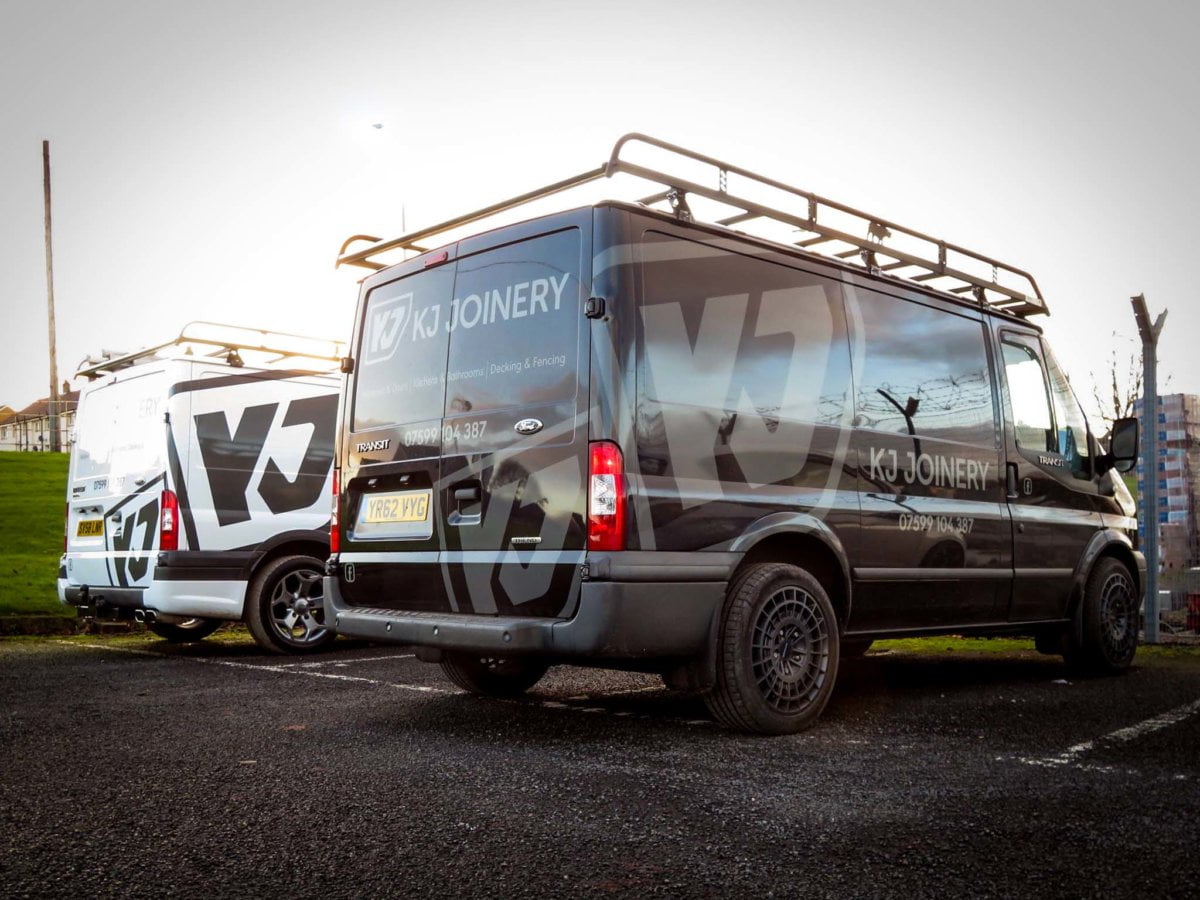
[75,321,346,380]
[337,132,1046,317]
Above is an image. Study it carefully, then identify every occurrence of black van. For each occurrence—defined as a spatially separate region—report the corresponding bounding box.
[326,134,1143,734]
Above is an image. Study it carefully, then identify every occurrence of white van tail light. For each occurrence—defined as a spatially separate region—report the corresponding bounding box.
[588,441,625,551]
[160,489,179,551]
[330,468,340,554]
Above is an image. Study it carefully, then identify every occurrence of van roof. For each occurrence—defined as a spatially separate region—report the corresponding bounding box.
[76,321,346,380]
[337,133,1047,320]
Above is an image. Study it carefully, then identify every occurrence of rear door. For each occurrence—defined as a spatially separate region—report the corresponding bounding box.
[340,214,590,618]
[437,223,590,617]
[339,254,457,611]
[66,368,169,590]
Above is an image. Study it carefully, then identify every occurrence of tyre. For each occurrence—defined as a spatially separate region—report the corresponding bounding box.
[148,618,221,643]
[1066,557,1139,674]
[841,639,874,658]
[705,562,840,735]
[440,653,548,697]
[245,555,335,654]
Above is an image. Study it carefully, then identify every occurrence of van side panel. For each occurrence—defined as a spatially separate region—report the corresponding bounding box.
[173,368,337,555]
[631,226,860,560]
[844,285,1012,630]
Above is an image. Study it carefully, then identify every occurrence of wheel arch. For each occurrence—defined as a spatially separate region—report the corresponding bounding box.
[1065,529,1142,636]
[1071,530,1141,604]
[240,529,331,610]
[727,513,853,630]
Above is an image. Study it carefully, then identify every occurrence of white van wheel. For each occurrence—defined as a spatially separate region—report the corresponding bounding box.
[245,555,335,654]
[148,618,221,643]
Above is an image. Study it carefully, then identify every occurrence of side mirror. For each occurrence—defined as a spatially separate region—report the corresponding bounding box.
[1109,417,1139,473]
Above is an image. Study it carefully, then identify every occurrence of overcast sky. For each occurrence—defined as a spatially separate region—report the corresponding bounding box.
[1,0,1195,419]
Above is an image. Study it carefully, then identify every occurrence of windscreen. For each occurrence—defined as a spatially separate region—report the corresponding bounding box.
[72,371,167,485]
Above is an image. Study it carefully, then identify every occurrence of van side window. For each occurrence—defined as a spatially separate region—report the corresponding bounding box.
[640,232,852,427]
[1001,341,1055,452]
[853,291,996,446]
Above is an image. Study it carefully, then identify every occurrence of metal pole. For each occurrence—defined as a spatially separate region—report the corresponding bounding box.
[1132,294,1168,643]
[43,140,61,453]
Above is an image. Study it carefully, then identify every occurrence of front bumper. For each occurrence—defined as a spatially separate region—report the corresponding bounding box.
[326,576,725,660]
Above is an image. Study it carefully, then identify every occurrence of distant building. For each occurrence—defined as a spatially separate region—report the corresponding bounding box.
[0,406,14,450]
[0,384,78,452]
[1134,392,1200,575]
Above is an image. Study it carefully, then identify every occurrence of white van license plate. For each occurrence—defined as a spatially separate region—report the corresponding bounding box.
[76,519,104,537]
[359,491,431,525]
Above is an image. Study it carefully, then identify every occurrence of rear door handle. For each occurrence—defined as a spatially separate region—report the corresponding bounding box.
[1006,462,1019,500]
[448,483,482,527]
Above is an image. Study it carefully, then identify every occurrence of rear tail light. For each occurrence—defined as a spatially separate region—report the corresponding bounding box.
[160,489,179,551]
[330,468,340,555]
[63,502,68,552]
[588,441,626,551]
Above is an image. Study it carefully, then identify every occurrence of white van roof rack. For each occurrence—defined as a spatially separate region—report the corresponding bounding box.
[76,321,346,380]
[337,132,1047,318]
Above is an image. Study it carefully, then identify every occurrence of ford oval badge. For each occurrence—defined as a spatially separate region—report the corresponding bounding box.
[515,417,544,436]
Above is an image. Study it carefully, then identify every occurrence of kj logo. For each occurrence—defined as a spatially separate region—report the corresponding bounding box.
[362,292,414,366]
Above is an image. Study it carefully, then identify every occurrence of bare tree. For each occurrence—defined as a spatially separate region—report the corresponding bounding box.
[1089,336,1142,437]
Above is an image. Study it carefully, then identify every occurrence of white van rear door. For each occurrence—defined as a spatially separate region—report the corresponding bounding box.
[66,369,169,588]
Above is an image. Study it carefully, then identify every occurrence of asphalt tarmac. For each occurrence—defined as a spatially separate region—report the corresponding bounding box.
[2,634,1198,898]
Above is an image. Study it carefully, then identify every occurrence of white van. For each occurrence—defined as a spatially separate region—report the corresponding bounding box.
[59,322,344,654]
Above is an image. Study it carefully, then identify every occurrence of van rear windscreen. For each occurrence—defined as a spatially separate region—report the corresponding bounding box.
[72,372,167,483]
[353,228,581,431]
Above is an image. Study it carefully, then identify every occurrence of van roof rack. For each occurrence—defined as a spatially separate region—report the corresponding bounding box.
[337,132,1047,318]
[76,321,346,380]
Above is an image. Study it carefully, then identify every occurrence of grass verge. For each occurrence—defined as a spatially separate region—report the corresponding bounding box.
[0,453,70,616]
[873,635,1199,662]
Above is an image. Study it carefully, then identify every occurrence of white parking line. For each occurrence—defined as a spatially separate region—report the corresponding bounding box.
[56,641,711,727]
[57,642,449,694]
[564,685,663,701]
[1016,697,1200,771]
[275,654,415,669]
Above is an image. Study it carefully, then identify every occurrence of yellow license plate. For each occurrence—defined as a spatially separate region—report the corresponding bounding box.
[76,519,104,537]
[360,491,431,524]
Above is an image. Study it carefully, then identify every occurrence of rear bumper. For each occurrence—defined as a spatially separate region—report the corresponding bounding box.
[58,578,247,620]
[326,576,725,660]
